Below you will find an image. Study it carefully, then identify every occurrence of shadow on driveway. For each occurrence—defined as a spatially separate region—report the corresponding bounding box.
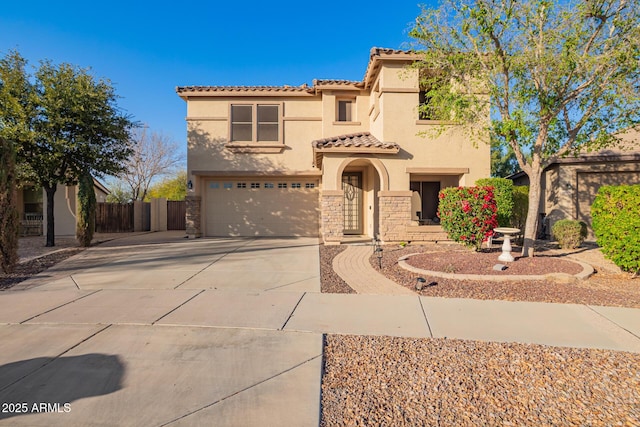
[0,353,124,421]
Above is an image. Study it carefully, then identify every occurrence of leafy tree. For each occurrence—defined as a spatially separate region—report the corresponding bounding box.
[0,137,19,273]
[410,0,640,256]
[146,170,187,201]
[76,171,96,247]
[0,50,135,246]
[118,127,184,201]
[490,137,519,178]
[105,179,133,203]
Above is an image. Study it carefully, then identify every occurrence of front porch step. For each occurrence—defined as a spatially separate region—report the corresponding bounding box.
[405,225,452,243]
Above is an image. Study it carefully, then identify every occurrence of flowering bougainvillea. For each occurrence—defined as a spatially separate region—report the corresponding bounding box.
[437,186,499,251]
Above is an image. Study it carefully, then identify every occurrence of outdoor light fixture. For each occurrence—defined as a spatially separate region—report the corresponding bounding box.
[187,180,193,190]
[416,277,426,291]
[375,245,383,269]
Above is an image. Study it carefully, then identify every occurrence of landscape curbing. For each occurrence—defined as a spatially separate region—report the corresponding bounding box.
[398,253,595,282]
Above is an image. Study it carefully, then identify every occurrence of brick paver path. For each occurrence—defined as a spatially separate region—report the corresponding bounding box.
[332,245,415,295]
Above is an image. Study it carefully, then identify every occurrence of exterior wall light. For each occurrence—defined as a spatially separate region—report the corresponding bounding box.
[187,180,193,190]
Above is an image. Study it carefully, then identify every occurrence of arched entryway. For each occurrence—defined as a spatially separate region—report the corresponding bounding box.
[336,157,387,239]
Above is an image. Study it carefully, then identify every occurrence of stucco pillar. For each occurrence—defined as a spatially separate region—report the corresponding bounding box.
[378,191,412,242]
[185,195,202,238]
[321,190,343,244]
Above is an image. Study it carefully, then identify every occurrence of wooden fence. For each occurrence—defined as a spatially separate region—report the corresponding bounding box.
[95,200,183,233]
[95,203,134,233]
[167,201,186,230]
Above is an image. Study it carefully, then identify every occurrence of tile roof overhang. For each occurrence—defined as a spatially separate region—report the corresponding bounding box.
[175,47,423,99]
[312,132,400,168]
[175,84,316,99]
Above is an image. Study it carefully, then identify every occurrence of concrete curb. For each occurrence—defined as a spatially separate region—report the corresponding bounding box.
[398,253,594,282]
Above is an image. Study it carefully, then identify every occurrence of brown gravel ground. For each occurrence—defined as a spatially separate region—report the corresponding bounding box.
[371,244,640,308]
[320,244,640,426]
[320,245,355,294]
[321,335,640,426]
[1,236,84,290]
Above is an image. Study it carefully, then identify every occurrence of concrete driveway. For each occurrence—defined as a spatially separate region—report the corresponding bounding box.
[0,232,323,426]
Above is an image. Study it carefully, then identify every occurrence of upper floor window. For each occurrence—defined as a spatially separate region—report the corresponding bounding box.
[418,90,434,120]
[337,100,354,122]
[230,104,281,142]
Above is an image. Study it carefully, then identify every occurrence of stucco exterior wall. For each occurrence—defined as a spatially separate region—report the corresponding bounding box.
[178,49,491,241]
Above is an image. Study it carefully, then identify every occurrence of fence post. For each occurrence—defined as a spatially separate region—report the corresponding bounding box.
[150,198,168,232]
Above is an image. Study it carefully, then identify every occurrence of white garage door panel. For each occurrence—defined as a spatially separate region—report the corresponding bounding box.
[205,182,319,237]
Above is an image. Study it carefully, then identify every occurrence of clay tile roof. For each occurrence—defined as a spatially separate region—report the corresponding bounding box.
[313,79,365,88]
[176,84,313,94]
[312,132,399,150]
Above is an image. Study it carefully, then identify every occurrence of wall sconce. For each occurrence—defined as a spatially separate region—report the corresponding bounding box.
[187,180,193,190]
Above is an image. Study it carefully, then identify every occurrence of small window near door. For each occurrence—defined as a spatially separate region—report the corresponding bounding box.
[410,181,441,224]
[337,100,353,122]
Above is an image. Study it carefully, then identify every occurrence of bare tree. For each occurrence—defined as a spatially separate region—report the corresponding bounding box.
[118,126,185,201]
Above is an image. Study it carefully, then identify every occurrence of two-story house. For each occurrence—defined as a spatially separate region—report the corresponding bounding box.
[176,48,490,244]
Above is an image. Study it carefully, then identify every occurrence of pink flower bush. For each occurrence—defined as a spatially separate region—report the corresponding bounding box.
[437,186,499,251]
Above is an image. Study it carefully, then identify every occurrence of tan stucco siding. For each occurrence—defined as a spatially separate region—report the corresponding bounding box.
[321,91,370,137]
[186,97,324,195]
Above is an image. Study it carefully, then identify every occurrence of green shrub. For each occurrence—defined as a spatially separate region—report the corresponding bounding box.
[591,185,640,276]
[551,219,587,249]
[76,171,96,247]
[438,186,498,251]
[0,138,19,273]
[475,178,514,227]
[510,186,529,230]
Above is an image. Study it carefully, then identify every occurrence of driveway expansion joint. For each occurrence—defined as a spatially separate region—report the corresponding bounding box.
[157,353,322,427]
[18,289,101,324]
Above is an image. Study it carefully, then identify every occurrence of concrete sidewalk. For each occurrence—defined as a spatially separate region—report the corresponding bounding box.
[1,232,640,426]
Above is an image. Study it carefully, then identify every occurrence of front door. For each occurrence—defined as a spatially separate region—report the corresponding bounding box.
[342,172,363,235]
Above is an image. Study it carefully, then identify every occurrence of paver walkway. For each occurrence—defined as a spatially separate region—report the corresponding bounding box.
[332,244,415,295]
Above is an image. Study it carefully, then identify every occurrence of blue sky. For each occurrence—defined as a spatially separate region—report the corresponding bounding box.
[1,1,431,156]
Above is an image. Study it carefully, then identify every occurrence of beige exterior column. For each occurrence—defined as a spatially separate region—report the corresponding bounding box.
[185,195,202,238]
[378,191,412,242]
[321,190,343,244]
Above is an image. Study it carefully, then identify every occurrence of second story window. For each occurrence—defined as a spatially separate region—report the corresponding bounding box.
[418,90,434,120]
[230,104,281,142]
[337,100,353,122]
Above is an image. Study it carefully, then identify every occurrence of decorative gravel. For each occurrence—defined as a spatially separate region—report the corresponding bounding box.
[321,335,640,426]
[372,245,640,308]
[0,248,85,290]
[404,248,584,275]
[320,245,355,294]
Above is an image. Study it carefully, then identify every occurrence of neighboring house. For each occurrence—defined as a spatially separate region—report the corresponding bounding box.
[17,180,110,236]
[507,127,640,238]
[176,48,491,244]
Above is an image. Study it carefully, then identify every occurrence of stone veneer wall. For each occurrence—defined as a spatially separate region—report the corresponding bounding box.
[378,191,413,242]
[321,191,343,244]
[185,195,202,238]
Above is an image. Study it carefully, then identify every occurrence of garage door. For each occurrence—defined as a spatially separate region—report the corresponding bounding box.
[577,171,640,225]
[205,179,320,237]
